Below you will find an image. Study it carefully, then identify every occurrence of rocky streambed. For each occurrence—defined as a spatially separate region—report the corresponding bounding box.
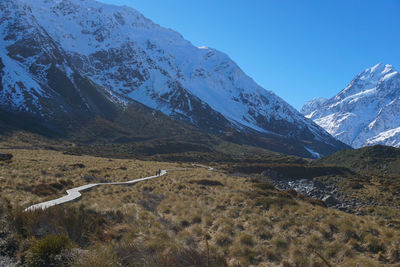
[268,178,397,214]
[0,256,14,267]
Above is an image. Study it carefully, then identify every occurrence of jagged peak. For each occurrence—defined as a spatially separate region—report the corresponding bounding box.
[360,63,396,79]
[335,63,398,100]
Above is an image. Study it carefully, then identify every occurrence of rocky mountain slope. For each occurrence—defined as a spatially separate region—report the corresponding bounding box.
[0,0,348,157]
[301,63,400,148]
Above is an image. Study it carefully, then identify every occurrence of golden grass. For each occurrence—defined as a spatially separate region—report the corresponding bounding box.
[1,148,400,266]
[0,149,178,207]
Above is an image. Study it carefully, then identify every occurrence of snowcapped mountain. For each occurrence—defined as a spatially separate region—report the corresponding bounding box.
[300,97,328,116]
[0,0,347,157]
[301,63,400,148]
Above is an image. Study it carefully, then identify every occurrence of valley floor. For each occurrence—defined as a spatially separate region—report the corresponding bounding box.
[0,148,400,266]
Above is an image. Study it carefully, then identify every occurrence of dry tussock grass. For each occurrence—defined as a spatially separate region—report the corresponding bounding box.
[0,149,177,207]
[1,148,400,266]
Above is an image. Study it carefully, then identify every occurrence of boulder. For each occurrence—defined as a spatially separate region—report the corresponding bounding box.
[312,180,325,189]
[322,195,341,206]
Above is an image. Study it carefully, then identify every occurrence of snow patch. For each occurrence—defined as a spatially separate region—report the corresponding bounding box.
[304,146,321,158]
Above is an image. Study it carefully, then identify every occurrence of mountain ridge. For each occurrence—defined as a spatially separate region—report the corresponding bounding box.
[0,0,348,157]
[301,63,400,148]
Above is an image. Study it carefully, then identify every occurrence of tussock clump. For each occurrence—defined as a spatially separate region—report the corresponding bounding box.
[189,179,224,186]
[25,234,74,267]
[12,205,109,247]
[32,183,58,196]
[215,233,232,247]
[238,233,254,247]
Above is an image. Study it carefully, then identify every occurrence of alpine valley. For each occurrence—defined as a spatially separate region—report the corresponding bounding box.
[0,0,348,158]
[1,1,400,267]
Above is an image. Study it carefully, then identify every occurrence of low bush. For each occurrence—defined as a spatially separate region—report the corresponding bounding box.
[215,233,232,247]
[253,182,276,191]
[26,234,74,267]
[238,233,254,247]
[13,205,108,247]
[32,184,58,196]
[189,179,224,186]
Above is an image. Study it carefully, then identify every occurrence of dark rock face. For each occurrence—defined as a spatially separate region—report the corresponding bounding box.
[0,153,12,161]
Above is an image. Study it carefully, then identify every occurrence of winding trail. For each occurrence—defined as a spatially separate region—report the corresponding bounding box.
[25,170,167,211]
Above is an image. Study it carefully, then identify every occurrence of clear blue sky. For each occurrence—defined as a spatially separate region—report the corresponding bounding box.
[98,0,400,110]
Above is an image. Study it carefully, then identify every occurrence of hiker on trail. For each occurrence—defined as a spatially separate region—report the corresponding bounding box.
[158,169,161,175]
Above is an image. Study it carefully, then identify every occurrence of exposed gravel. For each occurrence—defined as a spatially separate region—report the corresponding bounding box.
[269,177,399,214]
[0,256,15,267]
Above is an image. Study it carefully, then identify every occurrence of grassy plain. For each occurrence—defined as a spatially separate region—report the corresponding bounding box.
[1,147,400,266]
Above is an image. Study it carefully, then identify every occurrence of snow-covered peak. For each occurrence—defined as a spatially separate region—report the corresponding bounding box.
[0,0,348,157]
[359,63,396,82]
[336,63,398,101]
[18,0,188,55]
[300,97,328,117]
[302,63,400,148]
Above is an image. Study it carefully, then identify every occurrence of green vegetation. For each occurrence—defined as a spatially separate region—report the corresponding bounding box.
[318,145,400,176]
[26,234,74,267]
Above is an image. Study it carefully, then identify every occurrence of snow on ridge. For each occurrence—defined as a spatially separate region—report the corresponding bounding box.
[365,127,400,147]
[0,0,344,153]
[304,146,321,159]
[303,63,400,148]
[20,0,317,132]
[300,97,328,116]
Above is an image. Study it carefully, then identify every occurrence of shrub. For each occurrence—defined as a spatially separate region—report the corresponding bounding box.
[13,205,107,247]
[259,230,272,240]
[75,245,118,267]
[215,233,232,247]
[254,182,276,191]
[366,236,385,253]
[189,179,224,186]
[272,237,289,251]
[239,233,254,247]
[160,247,228,267]
[265,248,280,262]
[191,214,202,224]
[231,243,256,263]
[389,246,400,263]
[341,224,359,243]
[32,184,58,196]
[26,234,74,266]
[254,195,297,210]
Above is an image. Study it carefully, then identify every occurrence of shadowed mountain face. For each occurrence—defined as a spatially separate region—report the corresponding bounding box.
[302,63,400,148]
[0,0,348,158]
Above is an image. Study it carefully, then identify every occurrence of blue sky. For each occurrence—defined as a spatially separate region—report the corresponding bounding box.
[98,0,400,110]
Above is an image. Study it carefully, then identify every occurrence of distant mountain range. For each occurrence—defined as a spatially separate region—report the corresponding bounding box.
[301,63,400,148]
[0,0,348,158]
